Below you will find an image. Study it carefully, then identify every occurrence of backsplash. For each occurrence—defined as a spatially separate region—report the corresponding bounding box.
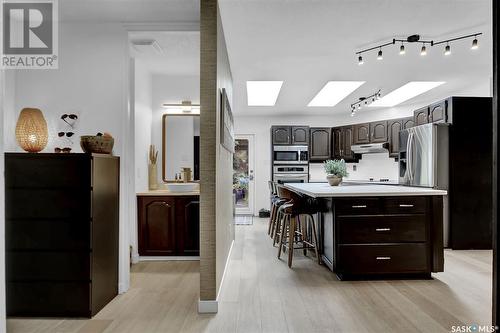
[309,153,399,182]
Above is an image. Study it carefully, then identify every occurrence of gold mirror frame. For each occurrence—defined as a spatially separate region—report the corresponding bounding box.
[162,113,200,182]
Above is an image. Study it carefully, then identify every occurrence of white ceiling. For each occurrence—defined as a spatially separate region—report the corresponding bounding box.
[218,0,492,116]
[129,31,200,76]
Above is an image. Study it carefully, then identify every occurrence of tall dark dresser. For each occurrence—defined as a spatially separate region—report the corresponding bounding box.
[5,153,119,317]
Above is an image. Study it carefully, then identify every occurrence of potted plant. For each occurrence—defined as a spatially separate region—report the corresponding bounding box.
[324,159,348,186]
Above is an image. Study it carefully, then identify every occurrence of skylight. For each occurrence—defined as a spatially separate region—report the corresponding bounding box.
[308,81,365,107]
[246,81,283,106]
[370,81,445,107]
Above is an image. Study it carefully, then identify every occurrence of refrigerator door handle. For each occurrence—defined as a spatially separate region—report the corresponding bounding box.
[408,132,414,181]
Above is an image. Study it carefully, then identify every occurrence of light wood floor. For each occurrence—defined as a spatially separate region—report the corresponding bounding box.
[8,217,492,333]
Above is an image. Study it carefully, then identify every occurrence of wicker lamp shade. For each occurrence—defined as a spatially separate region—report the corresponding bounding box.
[15,108,49,153]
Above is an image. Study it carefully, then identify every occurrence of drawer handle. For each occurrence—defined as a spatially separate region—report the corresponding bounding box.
[375,228,391,232]
[376,256,391,260]
[399,204,414,207]
[352,205,367,208]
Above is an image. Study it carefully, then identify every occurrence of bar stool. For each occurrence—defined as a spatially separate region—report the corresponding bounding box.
[276,185,321,268]
[268,181,287,239]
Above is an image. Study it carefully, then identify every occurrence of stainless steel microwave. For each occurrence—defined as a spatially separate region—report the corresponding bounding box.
[273,145,308,165]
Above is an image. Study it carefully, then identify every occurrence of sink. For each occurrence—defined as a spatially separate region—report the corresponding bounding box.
[165,183,199,192]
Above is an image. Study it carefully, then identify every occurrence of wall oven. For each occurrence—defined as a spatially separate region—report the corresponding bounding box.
[273,165,309,184]
[273,145,308,165]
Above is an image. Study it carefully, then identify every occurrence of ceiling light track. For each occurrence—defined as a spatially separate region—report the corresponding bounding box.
[356,32,482,64]
[350,89,381,116]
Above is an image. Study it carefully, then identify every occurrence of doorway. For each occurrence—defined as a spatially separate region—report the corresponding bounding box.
[233,134,255,216]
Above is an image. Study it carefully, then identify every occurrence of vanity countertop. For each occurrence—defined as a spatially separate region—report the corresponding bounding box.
[137,190,200,196]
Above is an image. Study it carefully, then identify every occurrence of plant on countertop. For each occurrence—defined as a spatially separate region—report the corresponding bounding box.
[324,159,348,177]
[148,145,159,190]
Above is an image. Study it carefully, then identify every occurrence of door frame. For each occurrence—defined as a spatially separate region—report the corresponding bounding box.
[234,134,255,216]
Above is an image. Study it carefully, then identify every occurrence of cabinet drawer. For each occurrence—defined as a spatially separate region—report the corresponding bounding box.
[337,244,429,274]
[338,215,427,244]
[383,197,427,214]
[7,281,90,317]
[335,198,380,215]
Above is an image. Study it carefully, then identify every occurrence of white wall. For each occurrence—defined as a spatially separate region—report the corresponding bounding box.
[5,22,132,293]
[151,74,200,180]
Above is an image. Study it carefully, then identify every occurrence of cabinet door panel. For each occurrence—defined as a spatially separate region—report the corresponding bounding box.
[176,197,200,256]
[309,128,331,161]
[138,197,176,256]
[370,121,388,143]
[402,117,415,129]
[272,126,291,145]
[353,123,370,144]
[291,126,309,145]
[414,107,429,125]
[387,119,402,157]
[332,128,342,159]
[429,100,447,123]
[343,126,355,160]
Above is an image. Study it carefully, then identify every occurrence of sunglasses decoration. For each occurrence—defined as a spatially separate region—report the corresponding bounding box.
[61,114,78,128]
[54,147,72,153]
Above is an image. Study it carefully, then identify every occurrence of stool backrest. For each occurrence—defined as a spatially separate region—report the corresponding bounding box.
[276,184,302,202]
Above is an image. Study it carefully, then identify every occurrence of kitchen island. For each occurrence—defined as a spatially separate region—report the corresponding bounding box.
[285,183,447,280]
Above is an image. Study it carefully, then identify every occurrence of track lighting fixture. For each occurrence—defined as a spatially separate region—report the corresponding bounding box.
[350,90,381,115]
[355,32,482,64]
[420,44,427,56]
[444,43,451,56]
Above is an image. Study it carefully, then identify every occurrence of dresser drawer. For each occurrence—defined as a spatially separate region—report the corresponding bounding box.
[383,197,427,214]
[337,244,429,274]
[338,215,427,244]
[335,198,380,215]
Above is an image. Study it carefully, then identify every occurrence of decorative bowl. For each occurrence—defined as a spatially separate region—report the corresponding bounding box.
[80,135,114,154]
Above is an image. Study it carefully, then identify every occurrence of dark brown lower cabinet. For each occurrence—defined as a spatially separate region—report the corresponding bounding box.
[5,153,119,317]
[320,195,444,279]
[138,195,200,256]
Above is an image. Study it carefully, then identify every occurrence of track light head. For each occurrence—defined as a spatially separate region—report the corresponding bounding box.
[420,44,427,56]
[377,49,383,60]
[471,38,478,50]
[358,55,364,65]
[444,44,451,56]
[399,44,405,55]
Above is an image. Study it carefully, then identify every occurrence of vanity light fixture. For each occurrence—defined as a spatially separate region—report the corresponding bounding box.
[162,100,200,113]
[355,32,482,64]
[308,81,365,107]
[350,89,381,116]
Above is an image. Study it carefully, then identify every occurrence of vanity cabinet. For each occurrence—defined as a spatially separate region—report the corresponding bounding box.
[309,127,331,161]
[414,107,430,125]
[137,195,199,256]
[5,153,119,317]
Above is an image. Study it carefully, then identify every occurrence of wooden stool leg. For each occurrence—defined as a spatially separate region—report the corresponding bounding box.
[288,216,296,268]
[277,214,288,259]
[268,203,276,236]
[273,209,282,246]
[309,214,321,265]
[299,215,307,256]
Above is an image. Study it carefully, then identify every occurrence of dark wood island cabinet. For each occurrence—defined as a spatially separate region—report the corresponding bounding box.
[5,153,119,317]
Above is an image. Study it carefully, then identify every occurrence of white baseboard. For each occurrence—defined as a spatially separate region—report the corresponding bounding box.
[198,300,218,313]
[138,256,200,261]
[198,239,235,314]
[131,253,140,264]
[118,282,128,294]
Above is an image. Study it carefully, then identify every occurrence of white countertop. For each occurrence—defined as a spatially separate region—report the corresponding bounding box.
[285,182,447,198]
[137,190,199,196]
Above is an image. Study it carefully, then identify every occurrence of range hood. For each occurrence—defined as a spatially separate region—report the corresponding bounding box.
[351,142,389,154]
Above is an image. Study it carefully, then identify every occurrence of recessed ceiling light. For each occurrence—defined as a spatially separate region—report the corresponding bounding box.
[369,81,445,107]
[246,81,283,106]
[308,81,365,107]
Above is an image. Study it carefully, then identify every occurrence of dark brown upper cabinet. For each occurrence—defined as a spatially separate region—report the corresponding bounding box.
[429,100,448,123]
[369,121,388,143]
[332,127,343,159]
[271,126,291,145]
[402,116,415,129]
[309,127,331,161]
[387,119,403,157]
[343,126,355,161]
[291,126,309,145]
[414,107,430,126]
[353,123,370,144]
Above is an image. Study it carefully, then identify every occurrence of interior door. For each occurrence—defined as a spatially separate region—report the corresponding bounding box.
[233,135,255,215]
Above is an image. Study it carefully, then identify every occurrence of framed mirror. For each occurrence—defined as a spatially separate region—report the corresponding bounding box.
[162,114,200,182]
